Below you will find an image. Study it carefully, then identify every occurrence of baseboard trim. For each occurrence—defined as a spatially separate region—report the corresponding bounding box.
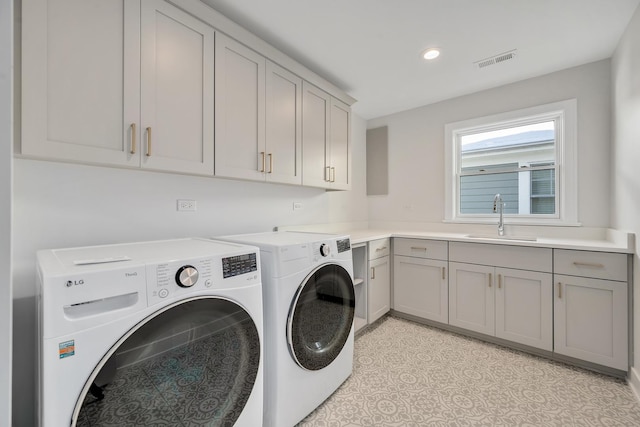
[629,367,640,403]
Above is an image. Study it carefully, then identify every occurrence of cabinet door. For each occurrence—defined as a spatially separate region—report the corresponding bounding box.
[265,61,302,185]
[140,0,215,175]
[449,262,494,335]
[301,82,331,188]
[329,98,351,190]
[554,274,628,370]
[22,0,140,166]
[394,256,448,324]
[368,256,390,324]
[495,268,552,351]
[215,33,266,180]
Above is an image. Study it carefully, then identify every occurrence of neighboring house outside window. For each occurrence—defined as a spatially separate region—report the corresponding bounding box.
[444,99,578,225]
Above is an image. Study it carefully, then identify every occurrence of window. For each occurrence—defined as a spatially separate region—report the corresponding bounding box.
[444,99,578,225]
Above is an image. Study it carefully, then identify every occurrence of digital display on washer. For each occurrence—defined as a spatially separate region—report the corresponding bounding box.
[336,238,351,253]
[222,253,257,278]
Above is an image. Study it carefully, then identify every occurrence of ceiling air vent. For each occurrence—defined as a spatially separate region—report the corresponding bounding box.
[475,49,517,69]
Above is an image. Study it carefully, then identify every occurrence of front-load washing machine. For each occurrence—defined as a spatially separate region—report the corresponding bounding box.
[218,231,355,427]
[37,238,263,427]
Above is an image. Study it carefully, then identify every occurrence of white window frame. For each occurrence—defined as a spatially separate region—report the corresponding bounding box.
[444,99,578,225]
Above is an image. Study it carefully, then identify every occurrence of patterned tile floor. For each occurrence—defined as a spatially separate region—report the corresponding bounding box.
[298,316,640,427]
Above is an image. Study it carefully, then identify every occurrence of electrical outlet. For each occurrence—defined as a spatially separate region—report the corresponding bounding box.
[177,199,197,212]
[293,202,303,211]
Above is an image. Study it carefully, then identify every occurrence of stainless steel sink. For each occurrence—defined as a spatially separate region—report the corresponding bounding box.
[465,234,537,242]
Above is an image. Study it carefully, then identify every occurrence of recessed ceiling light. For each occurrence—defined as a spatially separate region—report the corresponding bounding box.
[422,48,440,60]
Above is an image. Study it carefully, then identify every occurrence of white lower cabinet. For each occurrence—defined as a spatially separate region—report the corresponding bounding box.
[393,238,449,324]
[394,256,448,324]
[448,262,494,335]
[553,249,629,370]
[368,239,390,324]
[495,267,552,350]
[448,242,553,352]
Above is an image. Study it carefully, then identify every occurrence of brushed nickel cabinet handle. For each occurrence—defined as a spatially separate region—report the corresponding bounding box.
[371,266,375,280]
[573,261,605,268]
[558,282,562,299]
[331,167,336,182]
[325,166,331,182]
[130,123,136,154]
[268,153,273,173]
[442,267,445,280]
[488,273,492,287]
[410,246,427,251]
[376,246,387,252]
[145,127,152,156]
[260,152,266,172]
[498,274,502,289]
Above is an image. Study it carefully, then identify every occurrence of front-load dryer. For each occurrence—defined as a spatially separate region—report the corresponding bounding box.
[218,231,355,427]
[36,238,263,427]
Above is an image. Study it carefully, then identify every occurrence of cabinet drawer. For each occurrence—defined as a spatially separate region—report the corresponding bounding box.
[394,238,447,260]
[450,242,552,272]
[368,238,390,260]
[554,249,628,282]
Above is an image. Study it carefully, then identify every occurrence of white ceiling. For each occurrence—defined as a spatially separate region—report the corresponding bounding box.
[200,0,640,120]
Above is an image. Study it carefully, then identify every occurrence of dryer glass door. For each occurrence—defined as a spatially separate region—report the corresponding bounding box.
[288,263,355,370]
[72,297,260,426]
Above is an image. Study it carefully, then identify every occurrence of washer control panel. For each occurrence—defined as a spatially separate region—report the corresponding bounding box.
[146,251,259,306]
[175,265,199,287]
[319,243,331,257]
[222,253,258,278]
[337,238,351,253]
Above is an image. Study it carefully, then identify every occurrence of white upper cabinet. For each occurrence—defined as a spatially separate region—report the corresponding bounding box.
[302,82,351,190]
[140,0,215,175]
[329,97,351,190]
[215,37,302,185]
[22,0,215,175]
[302,82,331,188]
[21,0,353,186]
[214,33,266,181]
[265,61,302,185]
[22,0,140,166]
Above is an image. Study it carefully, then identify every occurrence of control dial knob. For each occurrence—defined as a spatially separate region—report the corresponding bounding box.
[319,243,331,257]
[176,265,199,288]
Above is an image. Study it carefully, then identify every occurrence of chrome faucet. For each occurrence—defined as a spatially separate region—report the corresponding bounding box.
[493,194,505,236]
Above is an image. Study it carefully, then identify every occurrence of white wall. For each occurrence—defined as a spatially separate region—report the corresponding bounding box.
[10,114,366,425]
[611,4,640,393]
[0,0,12,424]
[367,60,612,228]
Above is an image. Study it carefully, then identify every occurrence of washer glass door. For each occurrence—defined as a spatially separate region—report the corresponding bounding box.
[73,297,260,426]
[288,263,355,370]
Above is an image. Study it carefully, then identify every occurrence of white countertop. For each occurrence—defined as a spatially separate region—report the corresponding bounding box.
[278,223,635,254]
